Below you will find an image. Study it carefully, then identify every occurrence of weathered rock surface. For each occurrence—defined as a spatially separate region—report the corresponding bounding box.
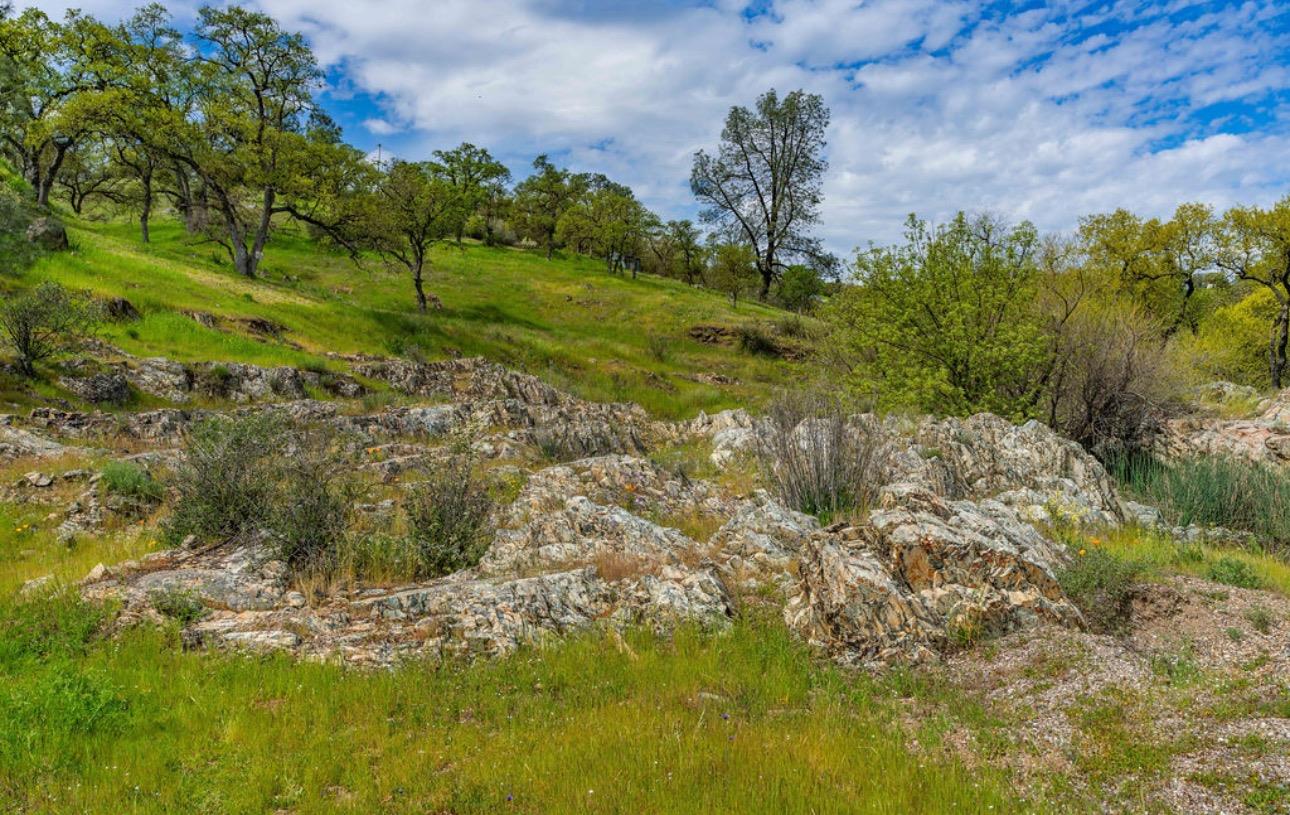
[786,484,1081,665]
[59,372,132,405]
[1159,387,1290,466]
[0,421,71,459]
[26,216,69,250]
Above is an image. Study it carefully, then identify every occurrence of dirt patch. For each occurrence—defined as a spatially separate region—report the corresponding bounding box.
[931,575,1290,813]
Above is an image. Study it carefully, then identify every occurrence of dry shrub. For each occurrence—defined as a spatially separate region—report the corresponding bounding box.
[755,392,890,519]
[592,551,661,582]
[1045,303,1177,459]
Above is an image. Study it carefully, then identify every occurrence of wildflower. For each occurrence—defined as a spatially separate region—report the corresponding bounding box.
[1078,548,1086,557]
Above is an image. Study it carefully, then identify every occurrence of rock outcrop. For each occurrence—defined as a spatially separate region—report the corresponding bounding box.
[26,216,69,250]
[1159,387,1290,466]
[786,485,1081,665]
[56,354,1147,668]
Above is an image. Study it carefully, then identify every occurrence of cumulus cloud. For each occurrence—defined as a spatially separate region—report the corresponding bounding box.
[26,0,1290,251]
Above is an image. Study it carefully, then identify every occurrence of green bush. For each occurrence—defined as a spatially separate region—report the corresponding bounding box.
[164,413,287,545]
[736,323,779,357]
[99,460,163,504]
[146,588,207,626]
[1205,557,1263,589]
[165,415,357,575]
[403,448,494,577]
[1177,288,1278,389]
[0,282,103,376]
[1112,454,1290,547]
[270,432,356,574]
[1056,549,1145,633]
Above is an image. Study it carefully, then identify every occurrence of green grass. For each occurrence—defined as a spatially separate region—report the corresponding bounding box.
[99,461,163,504]
[1112,454,1290,547]
[6,217,810,418]
[0,602,1041,815]
[1087,526,1290,597]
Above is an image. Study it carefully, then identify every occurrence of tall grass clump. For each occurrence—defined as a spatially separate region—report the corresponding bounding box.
[99,460,163,505]
[755,392,889,520]
[1113,453,1290,547]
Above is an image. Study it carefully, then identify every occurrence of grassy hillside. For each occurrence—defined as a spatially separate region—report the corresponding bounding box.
[5,217,810,418]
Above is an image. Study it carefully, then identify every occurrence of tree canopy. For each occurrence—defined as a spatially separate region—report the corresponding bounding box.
[691,88,831,299]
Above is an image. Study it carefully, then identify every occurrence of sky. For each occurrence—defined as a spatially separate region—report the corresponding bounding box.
[28,0,1290,253]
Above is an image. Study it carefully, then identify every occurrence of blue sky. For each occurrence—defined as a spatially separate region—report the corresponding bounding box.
[31,0,1290,251]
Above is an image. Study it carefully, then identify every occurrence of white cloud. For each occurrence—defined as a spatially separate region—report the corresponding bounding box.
[361,118,402,137]
[25,0,1290,252]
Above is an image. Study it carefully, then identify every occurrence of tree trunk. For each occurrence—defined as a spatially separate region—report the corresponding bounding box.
[1272,298,1289,390]
[139,194,151,244]
[231,239,253,278]
[139,172,153,243]
[758,257,773,300]
[243,187,274,279]
[413,266,428,312]
[34,141,70,209]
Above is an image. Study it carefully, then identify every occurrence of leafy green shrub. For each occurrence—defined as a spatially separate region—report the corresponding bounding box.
[1176,288,1278,389]
[164,413,286,544]
[1056,549,1145,633]
[1112,454,1290,547]
[99,460,163,504]
[404,448,494,577]
[736,323,779,356]
[1206,557,1263,589]
[270,432,356,574]
[0,282,103,376]
[146,588,207,626]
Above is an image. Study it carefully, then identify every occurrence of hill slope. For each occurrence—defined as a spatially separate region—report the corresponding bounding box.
[3,218,810,418]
